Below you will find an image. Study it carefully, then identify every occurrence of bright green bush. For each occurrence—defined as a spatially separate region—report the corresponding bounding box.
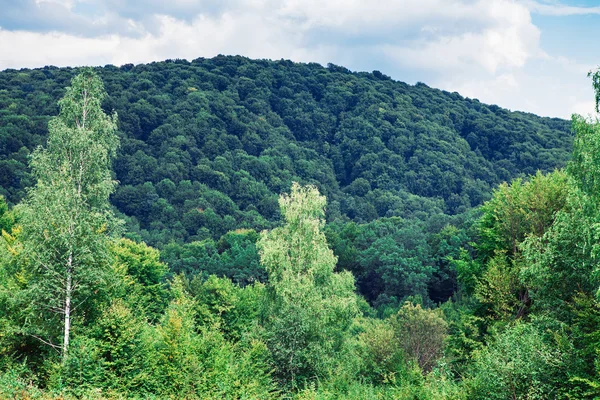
[466,323,566,400]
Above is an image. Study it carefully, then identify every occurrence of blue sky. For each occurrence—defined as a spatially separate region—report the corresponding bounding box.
[0,0,598,118]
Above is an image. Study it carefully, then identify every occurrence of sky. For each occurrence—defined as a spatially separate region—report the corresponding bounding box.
[0,0,598,118]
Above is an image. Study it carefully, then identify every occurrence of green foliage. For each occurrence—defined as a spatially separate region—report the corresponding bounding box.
[148,277,276,399]
[293,363,464,400]
[0,196,15,234]
[0,57,573,310]
[588,68,600,113]
[52,301,148,395]
[16,69,120,360]
[189,274,264,341]
[34,277,276,399]
[520,117,600,318]
[478,170,569,261]
[0,58,571,245]
[0,364,45,399]
[442,299,485,374]
[570,293,600,374]
[258,183,360,388]
[352,317,405,385]
[568,114,600,197]
[464,170,571,321]
[474,253,520,319]
[2,59,599,399]
[112,238,168,322]
[390,302,448,373]
[326,212,476,308]
[466,323,566,400]
[161,228,266,285]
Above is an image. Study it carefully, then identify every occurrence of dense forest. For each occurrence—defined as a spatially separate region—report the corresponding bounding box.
[0,56,573,308]
[0,59,598,399]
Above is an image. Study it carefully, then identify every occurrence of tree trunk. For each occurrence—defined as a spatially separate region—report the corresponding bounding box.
[63,253,72,362]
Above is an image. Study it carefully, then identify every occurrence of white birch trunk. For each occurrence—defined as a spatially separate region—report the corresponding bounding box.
[63,253,72,361]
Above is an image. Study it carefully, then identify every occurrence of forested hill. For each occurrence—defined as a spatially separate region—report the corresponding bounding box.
[0,56,571,249]
[4,62,600,399]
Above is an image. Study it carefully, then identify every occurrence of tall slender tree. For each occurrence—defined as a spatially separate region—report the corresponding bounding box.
[19,69,119,361]
[257,183,359,387]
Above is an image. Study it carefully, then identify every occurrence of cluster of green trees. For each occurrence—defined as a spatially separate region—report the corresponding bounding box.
[0,56,572,309]
[1,62,599,399]
[0,70,456,398]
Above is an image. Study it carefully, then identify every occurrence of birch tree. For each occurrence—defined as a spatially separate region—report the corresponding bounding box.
[257,183,359,387]
[19,69,119,361]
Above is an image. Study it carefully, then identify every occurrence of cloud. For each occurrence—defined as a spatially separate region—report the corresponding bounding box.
[0,0,540,70]
[523,0,600,16]
[0,10,334,69]
[442,55,596,118]
[0,0,144,36]
[379,21,540,75]
[0,29,119,68]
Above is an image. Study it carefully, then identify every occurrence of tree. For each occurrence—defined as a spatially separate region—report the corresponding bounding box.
[520,117,600,319]
[354,318,405,384]
[390,302,448,373]
[467,323,565,400]
[18,69,119,361]
[111,238,168,323]
[588,68,600,113]
[474,171,570,319]
[257,182,359,387]
[478,171,569,261]
[568,114,600,198]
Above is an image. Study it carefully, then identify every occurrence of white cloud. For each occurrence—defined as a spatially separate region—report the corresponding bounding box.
[523,0,600,16]
[380,22,540,75]
[439,56,596,118]
[35,0,74,8]
[0,29,119,68]
[570,100,596,117]
[0,10,335,69]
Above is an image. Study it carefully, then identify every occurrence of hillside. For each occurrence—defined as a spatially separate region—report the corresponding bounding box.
[2,61,600,400]
[0,56,573,304]
[0,56,572,235]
